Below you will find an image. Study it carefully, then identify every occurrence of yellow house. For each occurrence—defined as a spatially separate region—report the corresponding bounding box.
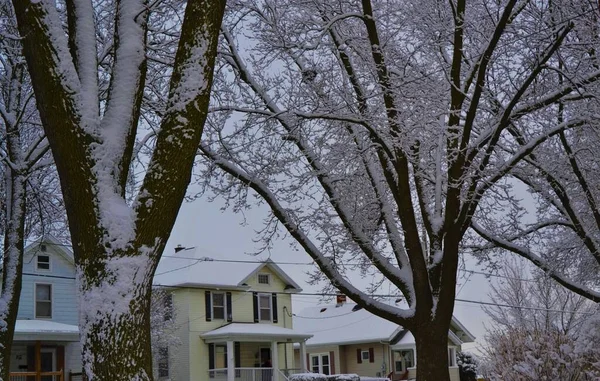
[153,248,312,381]
[293,299,475,381]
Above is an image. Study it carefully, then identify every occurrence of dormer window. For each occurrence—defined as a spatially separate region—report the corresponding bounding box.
[258,273,270,285]
[37,255,50,271]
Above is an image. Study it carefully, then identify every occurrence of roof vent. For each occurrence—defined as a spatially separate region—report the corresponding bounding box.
[174,245,185,253]
[320,307,327,313]
[352,305,363,312]
[40,244,47,252]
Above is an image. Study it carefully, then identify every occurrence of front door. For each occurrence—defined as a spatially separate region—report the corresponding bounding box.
[40,348,55,381]
[259,347,272,381]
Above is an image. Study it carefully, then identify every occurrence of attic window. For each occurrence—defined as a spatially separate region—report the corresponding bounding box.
[37,255,50,271]
[258,273,270,285]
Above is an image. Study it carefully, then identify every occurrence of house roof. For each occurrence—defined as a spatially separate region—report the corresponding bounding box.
[293,302,475,347]
[201,323,312,343]
[153,247,302,291]
[14,320,79,342]
[24,235,74,264]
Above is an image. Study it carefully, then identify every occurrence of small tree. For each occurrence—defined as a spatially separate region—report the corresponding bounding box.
[457,352,478,381]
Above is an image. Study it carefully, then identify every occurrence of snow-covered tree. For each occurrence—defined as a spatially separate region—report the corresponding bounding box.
[6,0,225,379]
[0,2,66,378]
[149,288,179,381]
[481,259,599,380]
[457,352,478,381]
[482,258,594,334]
[199,1,600,380]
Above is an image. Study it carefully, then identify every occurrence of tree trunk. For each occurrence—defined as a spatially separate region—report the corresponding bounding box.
[79,259,154,381]
[414,325,451,381]
[0,174,27,381]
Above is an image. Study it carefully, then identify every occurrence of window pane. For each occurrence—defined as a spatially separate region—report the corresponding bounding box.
[260,308,271,321]
[402,350,414,368]
[362,351,369,360]
[36,284,51,301]
[213,306,225,319]
[215,346,226,368]
[259,294,270,305]
[213,293,224,307]
[321,355,329,365]
[37,255,50,270]
[36,301,51,318]
[395,361,403,372]
[322,365,330,375]
[258,274,270,284]
[312,356,319,366]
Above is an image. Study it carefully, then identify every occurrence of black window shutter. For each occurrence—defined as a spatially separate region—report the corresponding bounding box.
[369,347,375,363]
[272,293,278,323]
[27,346,35,371]
[235,342,241,377]
[208,343,215,378]
[253,292,259,322]
[226,292,233,322]
[357,348,362,364]
[205,291,212,321]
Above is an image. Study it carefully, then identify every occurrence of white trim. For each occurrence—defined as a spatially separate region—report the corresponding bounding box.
[239,260,303,292]
[34,283,53,319]
[448,347,457,367]
[257,293,273,322]
[361,350,370,361]
[36,254,52,272]
[309,352,331,375]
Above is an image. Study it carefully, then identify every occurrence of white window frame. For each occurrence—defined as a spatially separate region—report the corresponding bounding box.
[310,353,331,375]
[257,273,271,285]
[36,254,51,272]
[34,283,53,319]
[211,292,227,320]
[448,347,457,367]
[394,349,416,373]
[257,293,272,322]
[361,350,370,361]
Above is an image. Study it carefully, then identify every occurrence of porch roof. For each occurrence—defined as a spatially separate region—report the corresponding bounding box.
[14,320,79,342]
[201,323,312,343]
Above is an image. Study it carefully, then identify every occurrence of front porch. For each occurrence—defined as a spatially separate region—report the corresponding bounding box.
[9,320,80,381]
[9,341,64,381]
[201,323,312,381]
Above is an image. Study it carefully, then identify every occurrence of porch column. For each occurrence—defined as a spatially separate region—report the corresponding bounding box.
[227,340,235,381]
[35,340,41,381]
[299,340,307,373]
[271,341,279,381]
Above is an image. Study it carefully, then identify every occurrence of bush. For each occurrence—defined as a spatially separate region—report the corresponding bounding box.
[457,351,478,381]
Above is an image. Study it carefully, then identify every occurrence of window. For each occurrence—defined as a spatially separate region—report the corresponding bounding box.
[394,350,415,372]
[361,350,370,361]
[258,293,272,321]
[35,284,52,318]
[311,354,330,375]
[448,347,457,367]
[158,347,169,377]
[258,273,270,285]
[164,294,173,321]
[215,345,227,368]
[37,255,50,271]
[212,292,225,320]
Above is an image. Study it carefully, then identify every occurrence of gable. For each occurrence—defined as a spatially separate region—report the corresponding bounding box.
[23,238,75,277]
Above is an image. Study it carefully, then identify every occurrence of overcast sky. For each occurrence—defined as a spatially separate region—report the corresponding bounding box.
[164,186,492,355]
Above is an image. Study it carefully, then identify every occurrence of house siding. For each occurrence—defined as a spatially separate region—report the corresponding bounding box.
[170,290,191,381]
[343,343,388,377]
[18,245,77,325]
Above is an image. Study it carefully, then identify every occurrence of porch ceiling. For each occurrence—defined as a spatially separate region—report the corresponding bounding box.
[201,323,312,343]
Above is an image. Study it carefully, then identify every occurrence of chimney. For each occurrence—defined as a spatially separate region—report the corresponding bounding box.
[336,294,347,307]
[174,245,185,253]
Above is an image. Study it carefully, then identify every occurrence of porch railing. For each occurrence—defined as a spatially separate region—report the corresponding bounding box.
[208,367,290,381]
[9,370,64,381]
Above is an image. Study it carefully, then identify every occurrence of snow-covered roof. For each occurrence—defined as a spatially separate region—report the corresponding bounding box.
[201,323,312,342]
[24,235,74,264]
[294,302,475,347]
[14,320,79,341]
[153,248,302,291]
[293,303,401,346]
